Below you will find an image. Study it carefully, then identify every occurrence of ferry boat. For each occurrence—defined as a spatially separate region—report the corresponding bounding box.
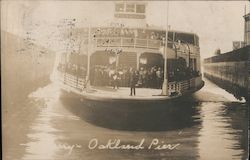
[57,2,204,129]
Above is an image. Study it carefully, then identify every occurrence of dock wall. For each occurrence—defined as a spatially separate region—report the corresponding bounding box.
[203,46,250,101]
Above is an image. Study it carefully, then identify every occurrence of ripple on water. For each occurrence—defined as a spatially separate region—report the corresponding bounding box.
[17,79,248,160]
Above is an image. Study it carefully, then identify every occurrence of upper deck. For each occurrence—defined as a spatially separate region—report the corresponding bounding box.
[67,27,200,58]
[61,1,200,58]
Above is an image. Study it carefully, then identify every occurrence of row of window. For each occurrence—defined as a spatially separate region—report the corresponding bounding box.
[115,3,145,14]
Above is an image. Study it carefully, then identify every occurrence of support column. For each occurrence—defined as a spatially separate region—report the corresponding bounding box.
[85,26,92,89]
[161,1,169,96]
[197,56,201,73]
[86,53,91,82]
[162,43,169,96]
[115,53,119,71]
[136,52,143,70]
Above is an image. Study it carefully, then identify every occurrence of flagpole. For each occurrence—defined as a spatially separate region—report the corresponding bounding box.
[161,1,169,96]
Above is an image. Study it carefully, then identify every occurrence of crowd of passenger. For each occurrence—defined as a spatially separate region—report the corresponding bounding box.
[89,65,199,89]
[90,65,165,89]
[58,62,200,89]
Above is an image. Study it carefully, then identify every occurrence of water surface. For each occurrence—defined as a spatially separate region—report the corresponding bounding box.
[3,79,248,160]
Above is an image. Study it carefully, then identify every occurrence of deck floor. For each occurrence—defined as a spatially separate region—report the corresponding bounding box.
[61,84,175,101]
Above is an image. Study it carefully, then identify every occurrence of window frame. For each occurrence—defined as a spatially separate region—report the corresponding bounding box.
[126,3,135,13]
[136,4,145,14]
[115,3,125,12]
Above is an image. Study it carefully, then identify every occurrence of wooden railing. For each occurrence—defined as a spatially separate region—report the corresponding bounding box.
[63,73,86,90]
[92,37,199,54]
[168,76,202,94]
[74,36,199,55]
[94,37,162,50]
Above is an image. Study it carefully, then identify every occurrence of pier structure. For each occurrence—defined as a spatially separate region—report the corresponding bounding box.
[203,46,250,101]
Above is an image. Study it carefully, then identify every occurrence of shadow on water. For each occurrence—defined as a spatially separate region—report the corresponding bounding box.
[197,100,249,160]
[60,91,202,131]
[221,102,249,157]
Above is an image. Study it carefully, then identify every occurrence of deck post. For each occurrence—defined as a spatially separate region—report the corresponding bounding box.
[136,52,143,70]
[161,1,169,96]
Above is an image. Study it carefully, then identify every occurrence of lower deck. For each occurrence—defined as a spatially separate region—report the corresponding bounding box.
[59,76,204,101]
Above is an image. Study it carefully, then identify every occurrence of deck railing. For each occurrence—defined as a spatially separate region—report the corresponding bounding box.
[95,37,163,50]
[74,36,199,54]
[168,76,202,94]
[62,73,86,90]
[92,37,200,54]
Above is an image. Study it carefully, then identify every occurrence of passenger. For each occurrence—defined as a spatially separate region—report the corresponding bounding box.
[109,68,115,86]
[129,68,138,96]
[112,71,120,89]
[142,69,148,87]
[138,67,144,87]
[152,67,157,88]
[156,67,163,89]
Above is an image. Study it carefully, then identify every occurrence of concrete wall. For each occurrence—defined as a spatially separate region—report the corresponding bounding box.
[203,46,249,101]
[204,61,248,88]
[2,31,55,111]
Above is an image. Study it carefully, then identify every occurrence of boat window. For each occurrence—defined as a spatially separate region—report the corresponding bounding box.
[136,4,145,13]
[175,33,195,45]
[126,4,135,12]
[115,3,125,12]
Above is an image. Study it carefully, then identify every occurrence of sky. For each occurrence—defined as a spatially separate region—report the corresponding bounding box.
[1,0,250,59]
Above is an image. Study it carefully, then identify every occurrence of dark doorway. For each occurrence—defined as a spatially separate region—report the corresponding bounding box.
[90,51,115,68]
[118,52,137,69]
[139,52,164,69]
